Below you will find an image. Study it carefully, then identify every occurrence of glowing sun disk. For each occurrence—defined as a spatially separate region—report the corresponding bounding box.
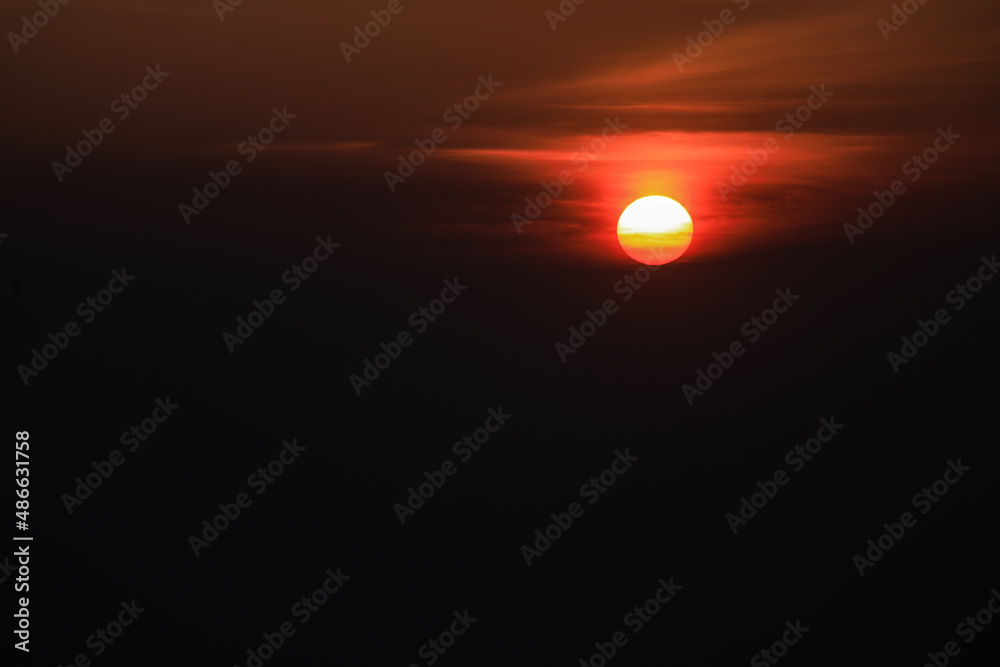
[616,196,693,265]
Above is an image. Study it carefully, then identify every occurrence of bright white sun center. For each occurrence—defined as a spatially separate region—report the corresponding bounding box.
[616,196,693,265]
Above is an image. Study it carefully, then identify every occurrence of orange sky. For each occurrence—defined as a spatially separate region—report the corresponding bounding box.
[3,0,998,263]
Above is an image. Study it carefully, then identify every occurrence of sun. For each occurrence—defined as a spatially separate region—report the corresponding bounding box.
[617,196,693,265]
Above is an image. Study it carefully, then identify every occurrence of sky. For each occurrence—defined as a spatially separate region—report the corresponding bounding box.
[3,2,1000,666]
[3,0,998,263]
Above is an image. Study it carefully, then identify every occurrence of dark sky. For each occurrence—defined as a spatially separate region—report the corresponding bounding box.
[4,0,998,260]
[3,1,1000,666]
